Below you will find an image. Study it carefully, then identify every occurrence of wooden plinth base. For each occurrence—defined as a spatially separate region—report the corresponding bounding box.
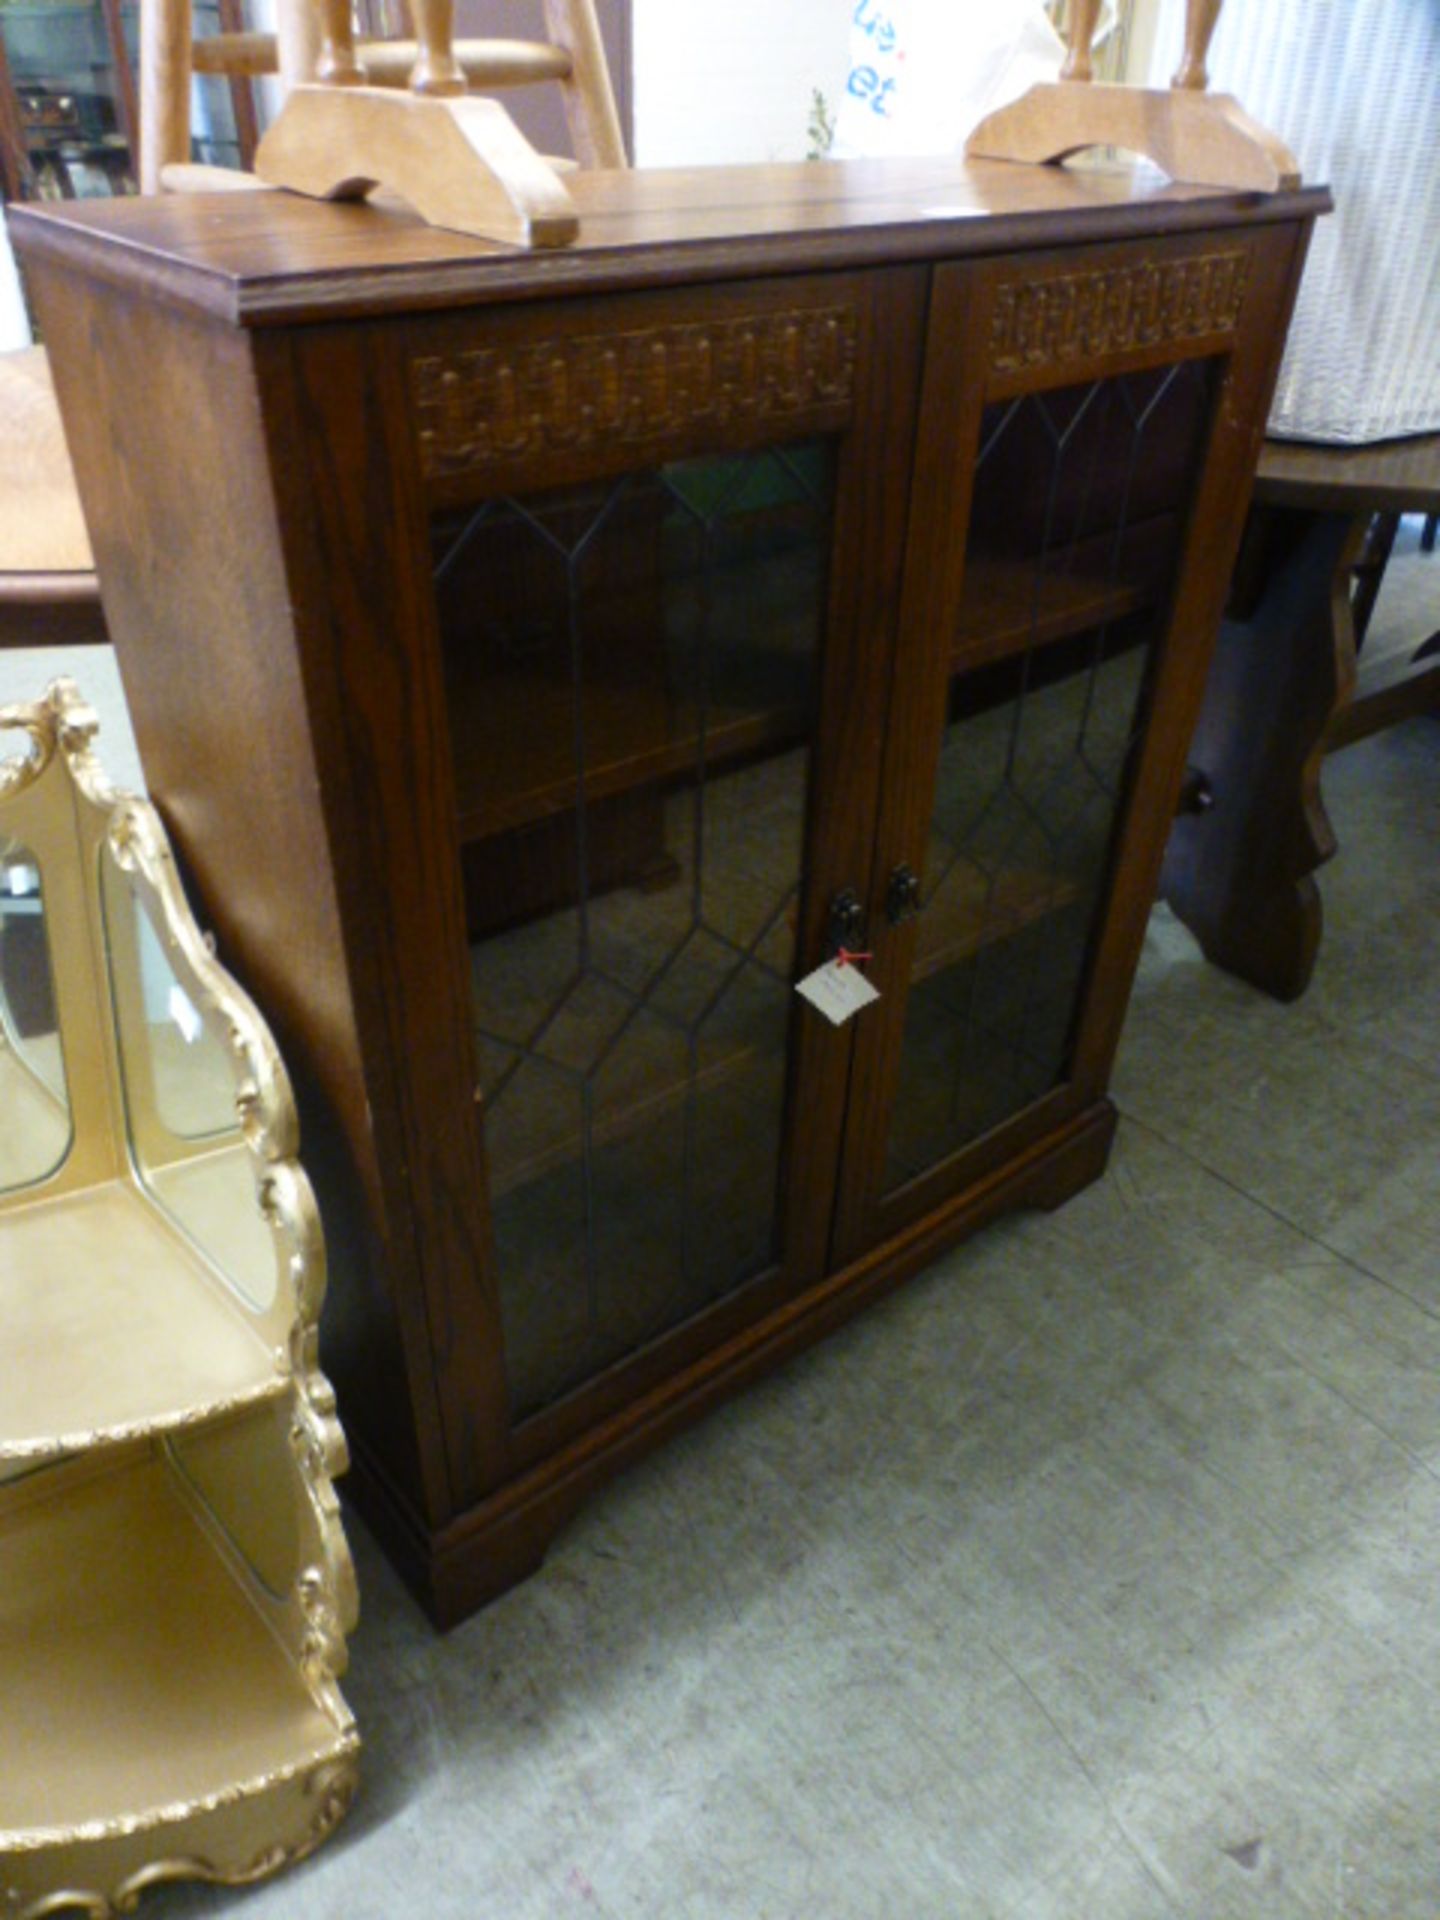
[342,1099,1118,1629]
[254,86,578,248]
[966,83,1299,194]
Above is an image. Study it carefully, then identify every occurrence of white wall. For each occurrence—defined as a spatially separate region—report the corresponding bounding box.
[0,218,30,351]
[632,0,849,167]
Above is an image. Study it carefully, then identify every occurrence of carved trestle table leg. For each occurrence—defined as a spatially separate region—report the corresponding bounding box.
[1161,507,1366,1002]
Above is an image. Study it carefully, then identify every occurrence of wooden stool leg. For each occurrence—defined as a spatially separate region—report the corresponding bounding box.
[1350,510,1399,651]
[1162,506,1366,1002]
[1172,0,1224,90]
[1060,0,1102,83]
[409,0,465,96]
[139,0,192,192]
[314,0,364,84]
[543,0,626,168]
[964,0,1297,191]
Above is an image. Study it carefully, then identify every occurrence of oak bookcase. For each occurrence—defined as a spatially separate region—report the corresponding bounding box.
[12,155,1326,1624]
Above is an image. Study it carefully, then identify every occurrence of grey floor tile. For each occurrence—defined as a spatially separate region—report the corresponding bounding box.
[22,693,1439,1917]
[1117,915,1440,1312]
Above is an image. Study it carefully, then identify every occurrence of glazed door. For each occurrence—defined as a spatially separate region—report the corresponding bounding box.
[419,270,927,1451]
[833,230,1303,1261]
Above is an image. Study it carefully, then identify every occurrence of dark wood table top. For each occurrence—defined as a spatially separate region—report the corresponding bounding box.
[1257,431,1440,515]
[8,158,1330,327]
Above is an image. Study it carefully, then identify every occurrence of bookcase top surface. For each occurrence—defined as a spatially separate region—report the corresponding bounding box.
[8,155,1329,329]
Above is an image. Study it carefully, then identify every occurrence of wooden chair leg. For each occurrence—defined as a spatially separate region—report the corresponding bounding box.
[1350,509,1399,651]
[542,0,626,168]
[139,0,193,190]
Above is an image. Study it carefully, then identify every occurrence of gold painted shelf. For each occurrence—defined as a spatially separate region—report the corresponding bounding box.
[0,682,359,1917]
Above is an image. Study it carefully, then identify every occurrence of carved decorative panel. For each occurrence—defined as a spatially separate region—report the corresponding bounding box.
[987,252,1250,378]
[414,308,859,480]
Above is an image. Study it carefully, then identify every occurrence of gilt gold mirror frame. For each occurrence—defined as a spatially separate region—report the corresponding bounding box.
[0,680,359,1919]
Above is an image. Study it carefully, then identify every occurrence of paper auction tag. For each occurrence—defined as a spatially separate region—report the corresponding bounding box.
[795,957,881,1026]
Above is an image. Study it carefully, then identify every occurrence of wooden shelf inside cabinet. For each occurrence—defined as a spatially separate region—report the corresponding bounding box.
[440,508,821,844]
[485,1029,770,1202]
[909,864,1084,986]
[451,679,810,842]
[0,681,358,1918]
[953,512,1181,671]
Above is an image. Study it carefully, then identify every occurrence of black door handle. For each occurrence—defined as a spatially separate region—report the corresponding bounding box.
[826,886,866,958]
[885,863,923,927]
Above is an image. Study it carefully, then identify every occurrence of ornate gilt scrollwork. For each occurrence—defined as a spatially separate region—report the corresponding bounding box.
[0,700,62,802]
[2,680,360,1916]
[4,1753,360,1920]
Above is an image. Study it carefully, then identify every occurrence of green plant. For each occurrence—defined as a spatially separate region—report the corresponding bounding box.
[806,87,836,161]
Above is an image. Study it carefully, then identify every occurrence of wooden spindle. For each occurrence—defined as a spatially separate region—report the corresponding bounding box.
[1172,0,1224,90]
[275,0,323,87]
[314,0,364,85]
[139,0,192,190]
[1061,0,1104,83]
[409,0,465,96]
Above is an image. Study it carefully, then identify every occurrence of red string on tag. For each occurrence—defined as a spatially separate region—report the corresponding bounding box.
[836,947,872,969]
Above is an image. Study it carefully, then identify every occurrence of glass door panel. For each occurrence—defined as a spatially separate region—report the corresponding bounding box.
[882,360,1215,1197]
[433,440,834,1418]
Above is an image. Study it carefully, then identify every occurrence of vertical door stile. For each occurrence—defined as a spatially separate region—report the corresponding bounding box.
[830,262,991,1264]
[780,263,932,1285]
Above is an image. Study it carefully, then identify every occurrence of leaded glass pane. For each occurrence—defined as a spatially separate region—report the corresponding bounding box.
[883,361,1214,1193]
[435,441,833,1417]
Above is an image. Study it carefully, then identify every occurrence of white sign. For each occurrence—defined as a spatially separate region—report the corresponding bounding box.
[795,958,881,1027]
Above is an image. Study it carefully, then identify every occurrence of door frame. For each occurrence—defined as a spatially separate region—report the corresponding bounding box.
[830,224,1312,1267]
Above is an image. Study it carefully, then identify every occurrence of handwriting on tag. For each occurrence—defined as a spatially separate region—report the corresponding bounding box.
[795,958,881,1026]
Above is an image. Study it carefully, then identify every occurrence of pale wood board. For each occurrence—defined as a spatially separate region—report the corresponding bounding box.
[966,81,1299,192]
[254,85,578,247]
[0,349,93,575]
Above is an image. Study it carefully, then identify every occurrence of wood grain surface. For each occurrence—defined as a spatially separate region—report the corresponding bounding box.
[0,350,95,575]
[1257,431,1440,515]
[9,159,1329,327]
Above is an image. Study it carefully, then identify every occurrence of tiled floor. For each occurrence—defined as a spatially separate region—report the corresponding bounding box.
[3,645,1437,1916]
